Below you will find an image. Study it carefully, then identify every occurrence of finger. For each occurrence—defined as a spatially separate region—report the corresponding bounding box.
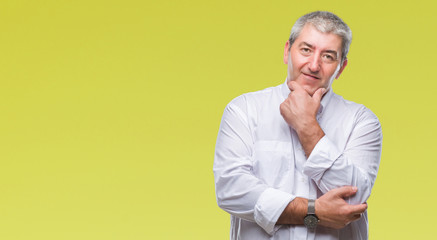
[335,186,358,198]
[349,203,368,214]
[312,88,326,102]
[351,213,362,222]
[287,80,294,91]
[289,80,304,92]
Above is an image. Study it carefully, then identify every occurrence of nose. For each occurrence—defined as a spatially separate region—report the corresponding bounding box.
[308,54,321,73]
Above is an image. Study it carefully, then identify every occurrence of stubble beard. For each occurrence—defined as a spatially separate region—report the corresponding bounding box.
[286,52,341,94]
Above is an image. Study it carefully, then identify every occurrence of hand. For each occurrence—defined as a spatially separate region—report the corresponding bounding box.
[280,81,326,156]
[315,186,368,229]
[280,81,325,132]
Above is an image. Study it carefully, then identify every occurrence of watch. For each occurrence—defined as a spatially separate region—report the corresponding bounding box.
[304,199,319,230]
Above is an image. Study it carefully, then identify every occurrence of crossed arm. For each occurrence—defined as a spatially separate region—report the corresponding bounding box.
[214,81,382,233]
[277,188,367,229]
[278,81,369,229]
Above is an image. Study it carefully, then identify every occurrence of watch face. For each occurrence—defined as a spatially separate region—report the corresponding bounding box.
[304,215,318,229]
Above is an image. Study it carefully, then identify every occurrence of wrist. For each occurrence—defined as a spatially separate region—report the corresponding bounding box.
[277,197,308,225]
[295,121,325,157]
[295,118,320,137]
[314,198,325,226]
[315,199,321,217]
[304,199,320,230]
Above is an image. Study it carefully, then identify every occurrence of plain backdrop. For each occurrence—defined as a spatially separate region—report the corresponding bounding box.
[0,0,436,239]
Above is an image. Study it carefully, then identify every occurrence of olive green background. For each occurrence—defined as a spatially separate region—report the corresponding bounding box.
[0,0,435,239]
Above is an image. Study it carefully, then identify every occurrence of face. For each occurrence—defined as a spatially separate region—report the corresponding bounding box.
[284,23,347,96]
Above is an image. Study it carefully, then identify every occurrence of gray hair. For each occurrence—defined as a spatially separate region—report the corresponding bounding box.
[288,11,352,65]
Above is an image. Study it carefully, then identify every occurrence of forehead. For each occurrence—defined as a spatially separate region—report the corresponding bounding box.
[293,23,343,52]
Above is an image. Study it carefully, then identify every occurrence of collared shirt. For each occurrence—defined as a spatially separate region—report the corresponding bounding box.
[213,80,382,240]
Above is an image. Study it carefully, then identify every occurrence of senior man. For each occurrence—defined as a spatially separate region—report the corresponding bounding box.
[213,11,382,240]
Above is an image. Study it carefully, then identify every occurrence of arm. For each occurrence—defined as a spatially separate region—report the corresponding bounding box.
[214,96,295,235]
[304,113,382,204]
[280,81,382,204]
[277,186,367,229]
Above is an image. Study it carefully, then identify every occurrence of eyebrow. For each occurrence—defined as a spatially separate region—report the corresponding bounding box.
[299,42,313,48]
[299,42,338,56]
[324,50,338,56]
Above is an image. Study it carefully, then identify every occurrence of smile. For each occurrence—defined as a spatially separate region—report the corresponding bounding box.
[302,73,320,80]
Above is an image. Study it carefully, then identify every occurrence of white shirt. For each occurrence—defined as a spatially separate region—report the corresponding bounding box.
[213,80,382,240]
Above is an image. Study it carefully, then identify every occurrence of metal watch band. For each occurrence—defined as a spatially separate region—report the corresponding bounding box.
[308,199,316,215]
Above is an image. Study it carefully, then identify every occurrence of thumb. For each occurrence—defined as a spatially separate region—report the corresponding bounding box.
[336,186,358,198]
[312,88,326,102]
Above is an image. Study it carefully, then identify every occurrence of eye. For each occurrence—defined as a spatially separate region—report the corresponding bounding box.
[322,53,336,62]
[300,48,311,55]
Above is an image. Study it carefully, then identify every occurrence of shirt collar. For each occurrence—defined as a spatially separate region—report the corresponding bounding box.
[280,78,334,115]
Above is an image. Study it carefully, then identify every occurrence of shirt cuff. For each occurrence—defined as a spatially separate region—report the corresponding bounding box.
[303,135,342,181]
[254,188,295,235]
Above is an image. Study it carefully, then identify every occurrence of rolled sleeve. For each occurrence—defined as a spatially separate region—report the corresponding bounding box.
[303,109,382,203]
[254,188,295,235]
[304,136,342,181]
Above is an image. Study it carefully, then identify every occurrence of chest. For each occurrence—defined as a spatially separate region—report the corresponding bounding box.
[248,104,354,191]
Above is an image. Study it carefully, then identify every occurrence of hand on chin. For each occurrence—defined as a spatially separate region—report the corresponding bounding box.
[302,85,317,96]
[295,81,318,96]
[289,79,321,97]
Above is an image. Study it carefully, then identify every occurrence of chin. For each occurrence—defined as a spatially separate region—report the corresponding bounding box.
[302,85,317,96]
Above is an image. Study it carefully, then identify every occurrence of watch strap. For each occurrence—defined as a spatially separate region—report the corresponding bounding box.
[308,199,316,215]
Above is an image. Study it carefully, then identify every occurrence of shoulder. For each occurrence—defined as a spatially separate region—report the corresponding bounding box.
[331,93,381,126]
[226,84,283,110]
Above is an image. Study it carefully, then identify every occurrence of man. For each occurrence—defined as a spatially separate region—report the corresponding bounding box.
[213,11,382,240]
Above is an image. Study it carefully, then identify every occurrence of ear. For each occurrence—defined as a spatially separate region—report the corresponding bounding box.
[335,58,348,79]
[283,41,290,64]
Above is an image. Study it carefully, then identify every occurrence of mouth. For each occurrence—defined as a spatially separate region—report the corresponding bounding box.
[302,73,320,80]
